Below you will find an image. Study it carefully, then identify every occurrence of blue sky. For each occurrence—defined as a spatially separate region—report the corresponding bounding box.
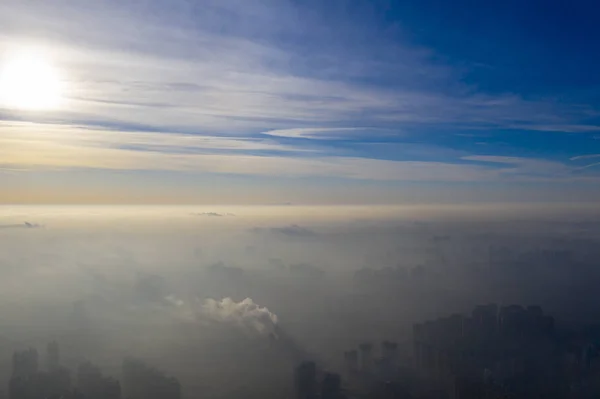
[0,0,599,204]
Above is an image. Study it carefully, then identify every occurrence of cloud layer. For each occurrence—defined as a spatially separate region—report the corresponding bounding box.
[0,0,599,202]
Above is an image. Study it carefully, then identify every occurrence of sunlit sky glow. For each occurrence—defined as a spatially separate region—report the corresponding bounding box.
[1,0,599,204]
[0,48,63,110]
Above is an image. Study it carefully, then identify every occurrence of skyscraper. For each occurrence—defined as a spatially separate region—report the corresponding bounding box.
[294,361,317,399]
[77,361,121,399]
[9,345,71,399]
[11,348,38,379]
[122,358,180,399]
[321,372,342,399]
[343,350,359,376]
[359,343,374,373]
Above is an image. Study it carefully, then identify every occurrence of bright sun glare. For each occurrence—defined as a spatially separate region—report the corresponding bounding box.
[0,50,63,110]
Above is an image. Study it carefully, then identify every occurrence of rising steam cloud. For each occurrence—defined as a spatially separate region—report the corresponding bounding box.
[201,297,278,337]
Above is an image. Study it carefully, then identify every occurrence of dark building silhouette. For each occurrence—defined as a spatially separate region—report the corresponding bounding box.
[9,344,71,399]
[321,372,343,399]
[294,361,317,399]
[381,341,398,363]
[9,348,40,399]
[472,304,498,337]
[409,304,600,398]
[77,362,121,399]
[341,340,411,397]
[359,343,374,373]
[293,363,349,399]
[369,381,411,399]
[122,358,181,399]
[11,348,39,379]
[6,343,182,399]
[343,350,359,377]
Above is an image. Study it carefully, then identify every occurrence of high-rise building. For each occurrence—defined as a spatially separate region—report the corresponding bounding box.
[359,343,374,373]
[77,361,121,399]
[9,344,72,399]
[499,305,525,335]
[472,304,498,337]
[381,341,398,364]
[378,341,399,380]
[46,366,71,397]
[343,350,359,376]
[11,348,38,379]
[321,372,342,399]
[122,358,180,399]
[411,304,574,399]
[294,361,317,399]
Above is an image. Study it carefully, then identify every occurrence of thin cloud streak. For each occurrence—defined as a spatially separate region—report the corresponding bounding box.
[509,124,600,133]
[2,123,598,183]
[570,154,600,161]
[576,162,600,171]
[262,127,398,140]
[0,122,498,181]
[0,122,307,154]
[460,155,585,180]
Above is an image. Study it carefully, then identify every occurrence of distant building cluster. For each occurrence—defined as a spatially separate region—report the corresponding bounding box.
[77,362,121,399]
[9,342,76,399]
[296,303,600,399]
[340,341,413,399]
[122,358,181,399]
[294,361,345,399]
[7,342,180,399]
[8,302,600,399]
[488,246,574,266]
[292,340,410,399]
[343,341,399,381]
[412,304,600,398]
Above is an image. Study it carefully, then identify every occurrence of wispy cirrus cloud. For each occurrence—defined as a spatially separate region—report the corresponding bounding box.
[0,122,305,155]
[575,162,600,171]
[3,121,599,183]
[261,127,397,140]
[0,122,500,182]
[462,155,569,171]
[1,0,597,136]
[570,154,600,161]
[1,0,600,205]
[569,154,600,171]
[461,155,585,180]
[510,124,600,133]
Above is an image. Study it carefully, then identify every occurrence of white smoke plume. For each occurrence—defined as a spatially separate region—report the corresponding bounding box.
[201,297,279,337]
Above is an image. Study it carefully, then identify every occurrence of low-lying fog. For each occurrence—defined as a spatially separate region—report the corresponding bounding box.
[1,204,600,398]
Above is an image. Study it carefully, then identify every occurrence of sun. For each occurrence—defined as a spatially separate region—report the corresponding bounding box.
[0,50,63,111]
